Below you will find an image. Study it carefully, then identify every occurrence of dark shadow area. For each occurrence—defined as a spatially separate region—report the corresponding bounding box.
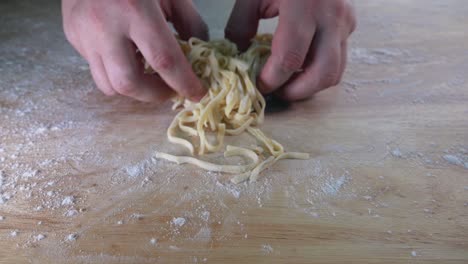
[264,94,291,113]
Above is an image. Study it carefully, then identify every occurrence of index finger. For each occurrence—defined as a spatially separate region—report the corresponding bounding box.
[258,2,315,94]
[130,3,205,101]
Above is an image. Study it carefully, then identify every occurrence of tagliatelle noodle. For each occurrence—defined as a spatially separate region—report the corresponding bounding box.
[148,35,309,183]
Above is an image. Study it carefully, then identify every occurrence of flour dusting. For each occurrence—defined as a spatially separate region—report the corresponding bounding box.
[321,175,348,196]
[261,244,274,254]
[441,151,468,169]
[172,217,186,227]
[391,148,403,158]
[66,233,78,242]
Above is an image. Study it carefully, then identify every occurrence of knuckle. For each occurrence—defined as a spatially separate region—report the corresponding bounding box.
[149,51,175,72]
[278,50,304,72]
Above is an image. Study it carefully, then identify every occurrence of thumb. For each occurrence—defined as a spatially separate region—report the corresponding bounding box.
[224,0,261,51]
[170,0,209,41]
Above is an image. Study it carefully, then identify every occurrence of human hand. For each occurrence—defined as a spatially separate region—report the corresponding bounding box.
[62,0,208,102]
[225,0,356,101]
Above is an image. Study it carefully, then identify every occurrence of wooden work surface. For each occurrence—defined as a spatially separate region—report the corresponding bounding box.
[0,0,467,263]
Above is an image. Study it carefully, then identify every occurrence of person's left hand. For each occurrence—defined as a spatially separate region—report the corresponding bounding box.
[225,0,356,101]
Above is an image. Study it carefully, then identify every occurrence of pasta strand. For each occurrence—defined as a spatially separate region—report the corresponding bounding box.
[149,35,309,183]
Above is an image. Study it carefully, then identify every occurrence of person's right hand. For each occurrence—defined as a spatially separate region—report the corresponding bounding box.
[62,0,208,102]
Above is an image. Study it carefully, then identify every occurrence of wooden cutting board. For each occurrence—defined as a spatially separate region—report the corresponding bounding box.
[0,0,467,263]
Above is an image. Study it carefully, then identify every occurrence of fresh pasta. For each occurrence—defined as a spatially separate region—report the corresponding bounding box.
[149,34,309,183]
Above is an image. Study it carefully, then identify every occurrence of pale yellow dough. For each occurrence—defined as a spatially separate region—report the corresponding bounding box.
[149,35,309,183]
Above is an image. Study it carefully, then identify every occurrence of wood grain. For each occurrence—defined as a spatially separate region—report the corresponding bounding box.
[0,0,467,263]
